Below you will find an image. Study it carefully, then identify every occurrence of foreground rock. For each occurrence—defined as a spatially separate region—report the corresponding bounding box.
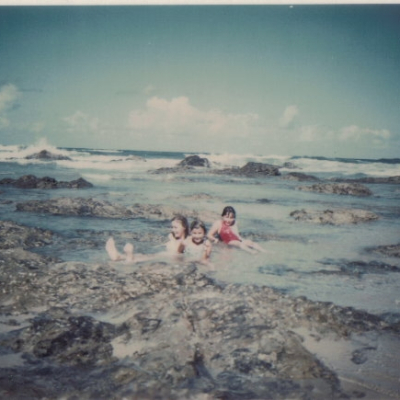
[298,182,372,196]
[290,208,379,225]
[331,175,400,184]
[0,221,398,399]
[0,257,395,399]
[15,197,217,223]
[25,149,71,161]
[0,175,93,189]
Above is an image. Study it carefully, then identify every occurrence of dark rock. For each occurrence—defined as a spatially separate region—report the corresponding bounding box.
[149,166,194,174]
[282,162,298,169]
[15,197,217,222]
[239,162,280,176]
[25,149,72,161]
[351,347,375,365]
[214,162,281,177]
[367,243,400,258]
[0,220,54,249]
[0,175,93,189]
[290,209,379,225]
[10,309,124,366]
[316,259,400,276]
[298,183,372,196]
[178,155,210,168]
[331,176,400,184]
[281,172,320,182]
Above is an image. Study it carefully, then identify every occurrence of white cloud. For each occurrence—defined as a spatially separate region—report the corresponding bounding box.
[63,111,99,133]
[128,96,259,138]
[279,105,299,128]
[0,84,20,129]
[339,125,391,142]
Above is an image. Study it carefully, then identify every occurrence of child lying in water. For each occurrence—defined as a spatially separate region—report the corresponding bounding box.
[208,205,266,254]
[105,215,188,263]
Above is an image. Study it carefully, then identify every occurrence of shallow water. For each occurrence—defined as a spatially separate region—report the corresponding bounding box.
[1,143,400,319]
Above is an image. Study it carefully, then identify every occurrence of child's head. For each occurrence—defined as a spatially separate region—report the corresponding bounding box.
[190,220,207,243]
[171,215,189,239]
[221,206,236,225]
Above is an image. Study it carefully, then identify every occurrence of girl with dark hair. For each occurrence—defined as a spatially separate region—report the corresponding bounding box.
[208,206,266,254]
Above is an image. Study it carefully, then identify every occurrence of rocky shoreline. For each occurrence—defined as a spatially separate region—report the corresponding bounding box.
[0,220,399,399]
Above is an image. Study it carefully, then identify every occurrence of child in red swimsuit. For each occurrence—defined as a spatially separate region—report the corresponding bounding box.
[208,206,266,254]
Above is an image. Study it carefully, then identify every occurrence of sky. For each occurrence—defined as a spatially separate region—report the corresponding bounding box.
[0,4,399,158]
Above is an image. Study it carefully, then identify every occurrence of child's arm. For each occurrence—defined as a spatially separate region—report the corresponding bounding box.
[203,240,212,260]
[207,221,220,243]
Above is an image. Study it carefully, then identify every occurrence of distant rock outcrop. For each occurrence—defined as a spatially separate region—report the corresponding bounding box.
[25,149,72,161]
[0,175,93,189]
[214,162,281,177]
[178,155,210,168]
[290,208,379,225]
[298,183,372,197]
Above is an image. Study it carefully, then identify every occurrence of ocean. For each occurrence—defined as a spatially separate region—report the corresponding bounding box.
[0,139,400,317]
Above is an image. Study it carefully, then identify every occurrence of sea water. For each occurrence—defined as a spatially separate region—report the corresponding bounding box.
[1,140,400,318]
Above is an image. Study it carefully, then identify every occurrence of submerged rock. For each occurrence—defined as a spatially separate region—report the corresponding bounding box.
[367,243,400,258]
[281,172,320,182]
[297,183,372,196]
[15,197,217,223]
[0,175,93,189]
[331,176,400,184]
[25,149,71,161]
[290,208,379,225]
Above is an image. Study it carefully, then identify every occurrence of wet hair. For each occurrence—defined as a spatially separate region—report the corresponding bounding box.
[171,215,189,238]
[221,206,236,219]
[190,220,207,234]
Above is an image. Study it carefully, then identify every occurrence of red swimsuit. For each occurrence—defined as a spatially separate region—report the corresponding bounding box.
[219,223,240,244]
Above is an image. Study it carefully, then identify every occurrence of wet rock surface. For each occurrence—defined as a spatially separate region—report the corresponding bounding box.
[0,175,93,189]
[214,162,281,177]
[367,243,400,258]
[24,149,72,161]
[15,197,217,223]
[330,175,400,184]
[290,208,379,225]
[281,172,320,182]
[0,221,398,399]
[297,183,373,196]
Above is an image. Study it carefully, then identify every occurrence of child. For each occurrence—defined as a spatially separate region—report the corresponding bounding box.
[208,206,266,254]
[105,215,189,263]
[184,220,212,264]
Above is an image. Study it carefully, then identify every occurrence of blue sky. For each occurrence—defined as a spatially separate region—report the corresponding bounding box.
[0,5,399,158]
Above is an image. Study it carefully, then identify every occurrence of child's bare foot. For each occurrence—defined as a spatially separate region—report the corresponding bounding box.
[106,237,120,261]
[123,243,134,262]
